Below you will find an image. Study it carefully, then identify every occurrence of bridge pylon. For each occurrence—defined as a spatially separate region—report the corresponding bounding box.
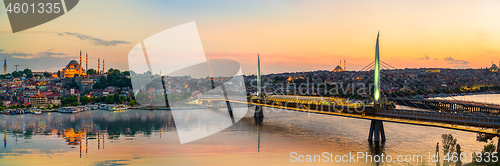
[368,120,386,142]
[254,104,264,118]
[254,54,264,118]
[368,32,385,142]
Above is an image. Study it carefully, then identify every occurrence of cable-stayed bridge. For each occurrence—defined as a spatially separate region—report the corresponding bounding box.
[241,32,500,152]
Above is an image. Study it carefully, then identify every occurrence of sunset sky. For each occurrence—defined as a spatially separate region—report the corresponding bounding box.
[1,0,500,75]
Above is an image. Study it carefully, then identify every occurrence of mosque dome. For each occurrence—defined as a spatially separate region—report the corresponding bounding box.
[61,58,86,78]
[332,65,344,72]
[490,63,499,72]
[68,60,79,65]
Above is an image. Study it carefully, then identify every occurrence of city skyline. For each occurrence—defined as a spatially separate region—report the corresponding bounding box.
[1,0,500,74]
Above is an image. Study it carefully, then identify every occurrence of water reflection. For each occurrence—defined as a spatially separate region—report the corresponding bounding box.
[0,110,174,137]
[255,117,263,153]
[0,109,175,159]
[0,103,494,165]
[368,141,385,166]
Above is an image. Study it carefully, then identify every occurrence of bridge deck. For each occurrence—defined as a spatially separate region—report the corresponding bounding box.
[225,99,500,135]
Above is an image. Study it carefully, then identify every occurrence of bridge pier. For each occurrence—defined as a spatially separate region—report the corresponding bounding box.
[368,120,386,142]
[254,105,264,118]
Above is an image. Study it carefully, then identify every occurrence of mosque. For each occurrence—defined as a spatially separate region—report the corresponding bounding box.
[332,59,346,72]
[60,51,105,78]
[490,61,499,72]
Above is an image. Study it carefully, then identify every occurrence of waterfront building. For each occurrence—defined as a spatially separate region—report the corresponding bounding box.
[2,100,10,107]
[50,99,61,105]
[29,94,48,107]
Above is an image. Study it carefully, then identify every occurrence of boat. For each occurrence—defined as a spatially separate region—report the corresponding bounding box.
[57,107,80,113]
[28,109,42,115]
[5,109,26,115]
[107,104,128,111]
[99,104,108,110]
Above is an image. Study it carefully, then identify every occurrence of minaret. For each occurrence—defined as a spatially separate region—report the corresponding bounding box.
[98,58,100,74]
[344,59,346,71]
[79,50,82,68]
[85,53,88,72]
[3,57,6,75]
[102,59,105,74]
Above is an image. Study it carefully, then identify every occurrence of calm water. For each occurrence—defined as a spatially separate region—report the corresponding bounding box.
[0,95,498,166]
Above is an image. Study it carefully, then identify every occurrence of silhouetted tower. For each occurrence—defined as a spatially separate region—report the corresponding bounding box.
[79,50,82,69]
[86,53,88,72]
[102,59,105,74]
[344,59,346,71]
[3,57,6,75]
[98,58,100,74]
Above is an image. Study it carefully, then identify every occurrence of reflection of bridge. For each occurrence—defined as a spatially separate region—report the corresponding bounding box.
[246,31,500,153]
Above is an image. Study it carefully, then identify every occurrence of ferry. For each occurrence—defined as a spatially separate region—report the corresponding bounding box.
[98,104,108,110]
[89,105,98,110]
[28,109,42,115]
[107,104,128,111]
[57,107,81,113]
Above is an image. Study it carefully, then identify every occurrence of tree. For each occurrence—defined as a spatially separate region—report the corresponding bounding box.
[442,134,457,166]
[43,72,51,78]
[61,96,79,106]
[119,96,126,104]
[12,71,21,78]
[472,143,499,166]
[87,68,97,75]
[455,144,462,166]
[129,100,136,106]
[23,68,32,75]
[105,95,114,104]
[114,93,120,103]
[80,96,89,105]
[17,68,33,78]
[68,82,78,89]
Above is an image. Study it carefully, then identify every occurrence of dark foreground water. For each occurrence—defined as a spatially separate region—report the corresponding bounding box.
[0,95,498,166]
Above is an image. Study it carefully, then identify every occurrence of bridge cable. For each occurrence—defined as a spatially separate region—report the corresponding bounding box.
[376,64,448,113]
[378,72,457,115]
[379,78,430,112]
[360,61,375,71]
[376,62,477,117]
